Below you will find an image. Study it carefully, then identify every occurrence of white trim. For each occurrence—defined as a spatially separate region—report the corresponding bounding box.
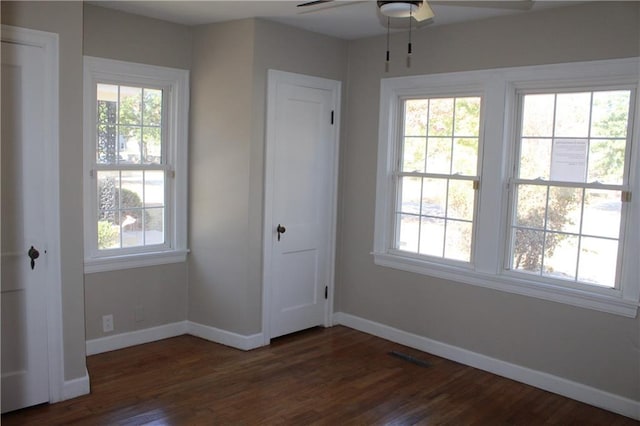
[86,321,265,355]
[86,321,189,355]
[84,249,188,274]
[82,56,189,271]
[333,312,640,421]
[188,322,264,351]
[262,70,341,344]
[374,57,640,318]
[1,25,66,405]
[62,369,91,401]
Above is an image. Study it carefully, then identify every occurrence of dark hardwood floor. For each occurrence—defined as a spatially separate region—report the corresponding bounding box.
[2,326,637,425]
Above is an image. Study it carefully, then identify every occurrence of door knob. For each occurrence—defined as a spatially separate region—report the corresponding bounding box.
[28,246,40,270]
[277,224,286,241]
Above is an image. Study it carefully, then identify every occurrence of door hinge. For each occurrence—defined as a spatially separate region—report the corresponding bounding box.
[324,285,328,299]
[622,191,632,202]
[330,110,334,125]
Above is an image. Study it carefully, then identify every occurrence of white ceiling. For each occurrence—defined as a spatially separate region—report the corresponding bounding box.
[90,1,577,40]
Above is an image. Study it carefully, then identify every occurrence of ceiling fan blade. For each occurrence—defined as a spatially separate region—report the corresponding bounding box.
[414,0,435,21]
[298,1,366,15]
[297,0,334,7]
[429,0,534,11]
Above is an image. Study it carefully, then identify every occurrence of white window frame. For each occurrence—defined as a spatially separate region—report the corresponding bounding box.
[83,56,189,273]
[374,57,640,317]
[392,93,485,265]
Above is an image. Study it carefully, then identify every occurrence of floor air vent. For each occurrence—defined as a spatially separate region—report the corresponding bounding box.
[388,351,430,368]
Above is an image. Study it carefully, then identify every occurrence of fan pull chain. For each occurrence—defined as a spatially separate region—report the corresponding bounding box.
[385,17,390,73]
[407,4,413,68]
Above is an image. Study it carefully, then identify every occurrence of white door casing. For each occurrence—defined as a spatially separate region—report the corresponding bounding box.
[263,70,341,342]
[1,25,63,412]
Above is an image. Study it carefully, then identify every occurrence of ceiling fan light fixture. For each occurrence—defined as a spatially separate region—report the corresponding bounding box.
[378,1,421,18]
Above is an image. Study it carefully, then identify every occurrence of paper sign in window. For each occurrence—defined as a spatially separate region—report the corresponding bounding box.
[550,139,588,182]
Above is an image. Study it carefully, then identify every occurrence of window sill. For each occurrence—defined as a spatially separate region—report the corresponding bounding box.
[84,249,189,274]
[372,251,639,318]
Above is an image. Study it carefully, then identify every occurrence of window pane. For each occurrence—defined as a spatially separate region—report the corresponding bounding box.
[512,228,544,274]
[522,94,554,137]
[97,124,117,164]
[515,184,547,229]
[143,127,162,165]
[546,186,581,234]
[419,217,444,257]
[119,126,141,164]
[549,138,588,183]
[404,99,429,136]
[143,88,163,127]
[581,189,621,238]
[97,171,120,249]
[428,98,454,136]
[121,209,143,248]
[591,91,630,138]
[519,138,551,180]
[587,139,625,185]
[144,171,165,207]
[399,177,421,214]
[447,180,474,221]
[426,138,452,174]
[119,86,142,125]
[397,214,419,252]
[402,137,426,172]
[145,207,165,245]
[421,178,447,218]
[578,237,617,287]
[444,220,472,262]
[543,233,578,281]
[555,92,590,137]
[454,97,481,137]
[97,84,118,125]
[120,171,143,209]
[451,138,478,176]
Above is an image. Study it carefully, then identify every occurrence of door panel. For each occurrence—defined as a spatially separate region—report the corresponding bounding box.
[1,39,50,413]
[268,73,339,339]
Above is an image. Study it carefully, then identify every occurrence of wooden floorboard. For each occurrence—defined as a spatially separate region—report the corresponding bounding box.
[2,326,637,425]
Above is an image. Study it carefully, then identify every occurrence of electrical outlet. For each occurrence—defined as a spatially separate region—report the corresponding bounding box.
[102,314,114,333]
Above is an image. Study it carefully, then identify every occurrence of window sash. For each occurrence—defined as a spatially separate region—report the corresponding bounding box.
[505,87,636,290]
[392,93,482,264]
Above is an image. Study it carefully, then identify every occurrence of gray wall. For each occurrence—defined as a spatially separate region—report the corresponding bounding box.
[2,1,87,381]
[188,18,347,334]
[189,19,258,333]
[337,1,640,400]
[83,4,192,70]
[82,4,192,340]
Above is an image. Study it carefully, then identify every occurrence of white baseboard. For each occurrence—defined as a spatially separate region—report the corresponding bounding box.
[62,368,90,400]
[187,321,264,351]
[333,312,640,421]
[86,320,265,357]
[86,321,189,356]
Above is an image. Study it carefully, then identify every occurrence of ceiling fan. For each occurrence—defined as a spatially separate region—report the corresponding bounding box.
[297,0,535,21]
[297,1,435,22]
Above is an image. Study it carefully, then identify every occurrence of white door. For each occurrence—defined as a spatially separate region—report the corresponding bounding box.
[264,70,340,340]
[1,37,50,413]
